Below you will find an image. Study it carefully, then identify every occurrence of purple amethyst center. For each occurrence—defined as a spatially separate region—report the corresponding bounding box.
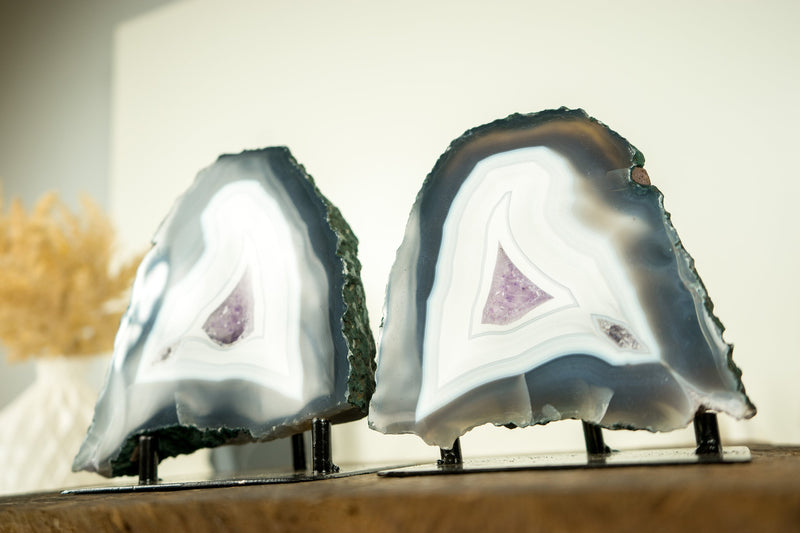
[481,245,552,326]
[202,270,254,345]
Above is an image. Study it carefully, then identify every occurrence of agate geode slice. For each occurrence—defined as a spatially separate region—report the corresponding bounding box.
[368,108,755,447]
[74,148,375,477]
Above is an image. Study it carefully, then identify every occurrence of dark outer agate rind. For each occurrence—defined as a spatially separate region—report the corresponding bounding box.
[379,107,753,436]
[523,355,693,431]
[658,202,752,409]
[259,149,376,414]
[78,148,375,477]
[318,191,377,413]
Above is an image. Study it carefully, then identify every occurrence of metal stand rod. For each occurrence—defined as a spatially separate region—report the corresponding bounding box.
[582,421,610,455]
[291,432,307,472]
[311,418,339,474]
[694,411,722,456]
[137,435,159,485]
[438,438,463,466]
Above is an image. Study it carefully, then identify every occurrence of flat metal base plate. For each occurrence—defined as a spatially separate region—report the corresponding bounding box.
[61,465,388,495]
[378,446,751,477]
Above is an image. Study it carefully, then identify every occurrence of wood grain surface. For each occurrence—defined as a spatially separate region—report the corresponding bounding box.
[1,445,798,532]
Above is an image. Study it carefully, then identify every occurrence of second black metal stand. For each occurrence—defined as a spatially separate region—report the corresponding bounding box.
[311,418,339,474]
[137,434,159,485]
[582,421,611,456]
[291,432,307,472]
[693,411,722,456]
[438,438,463,467]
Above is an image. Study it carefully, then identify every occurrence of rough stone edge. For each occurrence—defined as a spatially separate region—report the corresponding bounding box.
[285,153,377,414]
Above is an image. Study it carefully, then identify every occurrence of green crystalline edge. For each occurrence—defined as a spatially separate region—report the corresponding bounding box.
[112,427,244,477]
[108,149,376,477]
[289,151,377,414]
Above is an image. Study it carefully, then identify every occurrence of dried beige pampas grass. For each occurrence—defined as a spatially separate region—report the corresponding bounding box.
[0,188,143,361]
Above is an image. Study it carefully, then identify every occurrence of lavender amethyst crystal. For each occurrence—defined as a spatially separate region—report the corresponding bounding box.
[202,271,254,345]
[482,245,553,326]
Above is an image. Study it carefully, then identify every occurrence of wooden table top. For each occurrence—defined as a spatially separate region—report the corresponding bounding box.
[1,445,798,532]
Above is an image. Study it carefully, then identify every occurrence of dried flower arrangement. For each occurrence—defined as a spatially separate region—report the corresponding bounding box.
[0,189,143,361]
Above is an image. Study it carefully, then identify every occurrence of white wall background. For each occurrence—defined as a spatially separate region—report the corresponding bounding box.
[0,0,230,494]
[109,0,800,466]
[0,0,175,410]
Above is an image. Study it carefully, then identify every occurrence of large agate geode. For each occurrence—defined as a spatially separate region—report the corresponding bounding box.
[368,108,755,447]
[74,148,375,477]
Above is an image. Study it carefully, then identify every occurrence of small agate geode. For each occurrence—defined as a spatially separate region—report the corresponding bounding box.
[368,108,755,447]
[74,148,375,477]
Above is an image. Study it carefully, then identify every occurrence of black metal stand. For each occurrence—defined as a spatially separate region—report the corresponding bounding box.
[582,422,610,456]
[438,438,463,467]
[137,435,159,485]
[64,413,745,492]
[311,418,339,474]
[291,432,307,472]
[378,414,750,477]
[693,410,722,456]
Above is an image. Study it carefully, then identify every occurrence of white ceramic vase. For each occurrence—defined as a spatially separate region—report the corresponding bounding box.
[0,355,103,495]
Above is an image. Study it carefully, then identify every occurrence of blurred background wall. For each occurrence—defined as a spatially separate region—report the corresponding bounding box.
[1,0,799,481]
[0,0,175,409]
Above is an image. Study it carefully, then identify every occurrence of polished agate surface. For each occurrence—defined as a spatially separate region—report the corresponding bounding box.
[368,108,755,447]
[74,148,375,476]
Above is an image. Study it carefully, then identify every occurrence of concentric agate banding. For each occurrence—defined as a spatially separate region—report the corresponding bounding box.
[369,108,754,447]
[74,148,375,476]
